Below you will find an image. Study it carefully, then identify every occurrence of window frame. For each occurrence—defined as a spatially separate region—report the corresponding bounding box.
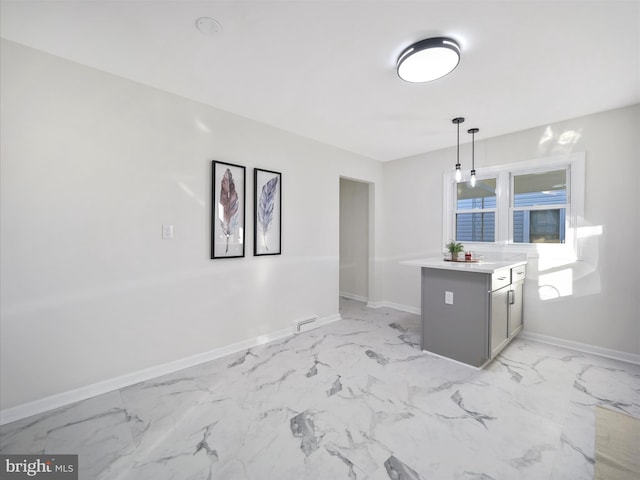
[509,167,569,245]
[443,152,585,258]
[454,176,498,243]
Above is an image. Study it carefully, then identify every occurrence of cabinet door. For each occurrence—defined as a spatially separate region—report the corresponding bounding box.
[508,281,524,337]
[490,286,509,358]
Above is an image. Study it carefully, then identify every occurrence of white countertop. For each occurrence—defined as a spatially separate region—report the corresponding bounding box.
[400,257,527,274]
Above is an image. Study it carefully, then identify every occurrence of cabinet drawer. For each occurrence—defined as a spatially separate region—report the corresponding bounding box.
[512,265,526,282]
[491,269,511,291]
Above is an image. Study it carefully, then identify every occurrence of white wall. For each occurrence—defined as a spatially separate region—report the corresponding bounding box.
[2,38,637,414]
[0,40,383,409]
[382,104,640,356]
[339,178,369,300]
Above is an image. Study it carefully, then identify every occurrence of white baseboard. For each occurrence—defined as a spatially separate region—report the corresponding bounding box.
[1,313,340,426]
[339,291,368,303]
[292,313,342,333]
[519,331,640,365]
[366,300,384,309]
[374,302,639,365]
[319,313,342,326]
[367,300,420,315]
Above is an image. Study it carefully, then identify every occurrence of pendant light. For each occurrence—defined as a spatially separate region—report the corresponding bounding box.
[468,127,479,187]
[452,117,465,183]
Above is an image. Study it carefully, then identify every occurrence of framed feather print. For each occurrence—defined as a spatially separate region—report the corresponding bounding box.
[212,161,246,259]
[254,168,281,256]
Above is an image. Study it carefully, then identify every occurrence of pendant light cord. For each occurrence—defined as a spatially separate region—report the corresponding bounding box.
[457,123,460,165]
[452,117,465,183]
[471,130,474,171]
[468,128,479,167]
[468,127,479,187]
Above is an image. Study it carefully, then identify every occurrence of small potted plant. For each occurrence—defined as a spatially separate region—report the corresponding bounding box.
[446,241,464,261]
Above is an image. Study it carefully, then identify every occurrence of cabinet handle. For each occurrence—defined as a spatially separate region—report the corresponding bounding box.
[498,276,506,281]
[508,290,515,305]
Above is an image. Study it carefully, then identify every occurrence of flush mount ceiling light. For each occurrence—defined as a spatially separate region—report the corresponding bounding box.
[397,37,461,83]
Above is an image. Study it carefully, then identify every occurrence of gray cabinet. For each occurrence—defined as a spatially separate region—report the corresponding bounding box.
[489,266,525,358]
[420,263,526,367]
[490,282,510,358]
[508,265,526,337]
[421,268,490,367]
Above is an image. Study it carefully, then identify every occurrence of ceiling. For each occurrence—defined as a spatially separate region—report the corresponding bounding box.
[1,0,639,161]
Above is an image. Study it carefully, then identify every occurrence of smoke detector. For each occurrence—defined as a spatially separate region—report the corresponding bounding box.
[195,17,222,36]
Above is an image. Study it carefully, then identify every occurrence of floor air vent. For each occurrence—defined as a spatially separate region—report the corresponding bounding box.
[294,317,318,333]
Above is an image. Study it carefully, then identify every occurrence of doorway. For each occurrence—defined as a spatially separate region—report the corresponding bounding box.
[339,177,371,302]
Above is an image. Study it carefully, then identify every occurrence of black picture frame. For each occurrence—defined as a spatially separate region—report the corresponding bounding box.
[254,168,282,256]
[211,161,246,259]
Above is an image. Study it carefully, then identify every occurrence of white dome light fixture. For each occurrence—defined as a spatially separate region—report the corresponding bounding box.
[397,37,461,83]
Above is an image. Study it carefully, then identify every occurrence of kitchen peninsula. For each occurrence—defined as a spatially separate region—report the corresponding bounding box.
[402,257,527,368]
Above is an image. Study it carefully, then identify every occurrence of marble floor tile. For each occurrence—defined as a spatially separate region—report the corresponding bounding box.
[1,297,638,479]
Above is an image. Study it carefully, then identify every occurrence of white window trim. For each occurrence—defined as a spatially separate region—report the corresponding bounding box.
[443,152,585,259]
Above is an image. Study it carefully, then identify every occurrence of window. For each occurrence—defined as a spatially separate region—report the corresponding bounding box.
[444,152,585,255]
[512,170,567,244]
[455,178,496,242]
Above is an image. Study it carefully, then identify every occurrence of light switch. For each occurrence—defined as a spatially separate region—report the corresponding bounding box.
[162,224,174,240]
[445,291,453,305]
